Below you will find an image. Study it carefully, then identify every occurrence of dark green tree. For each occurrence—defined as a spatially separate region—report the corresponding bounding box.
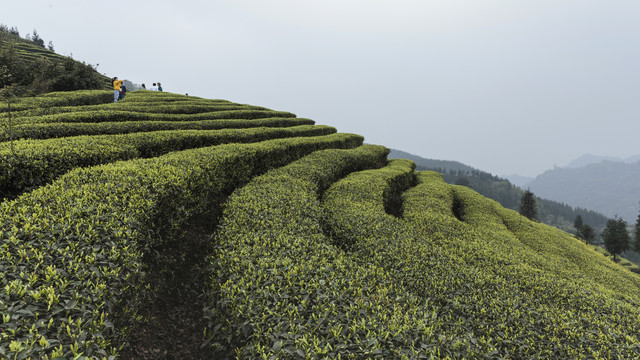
[518,189,538,221]
[581,224,596,245]
[31,29,45,48]
[602,217,629,262]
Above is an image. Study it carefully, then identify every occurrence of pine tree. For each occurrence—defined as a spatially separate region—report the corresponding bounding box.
[602,217,629,262]
[518,189,538,221]
[581,224,596,245]
[31,29,45,48]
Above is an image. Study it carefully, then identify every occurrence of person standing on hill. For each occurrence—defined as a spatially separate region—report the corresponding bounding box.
[150,83,158,91]
[112,77,125,102]
[157,82,163,91]
[118,84,127,100]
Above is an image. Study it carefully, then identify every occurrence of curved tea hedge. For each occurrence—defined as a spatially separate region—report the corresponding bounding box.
[4,109,297,127]
[0,117,315,142]
[2,89,640,359]
[0,90,113,113]
[0,125,335,199]
[0,133,362,360]
[321,166,640,358]
[206,147,451,359]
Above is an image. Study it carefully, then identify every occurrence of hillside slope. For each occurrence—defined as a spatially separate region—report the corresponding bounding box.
[1,90,640,359]
[0,28,110,96]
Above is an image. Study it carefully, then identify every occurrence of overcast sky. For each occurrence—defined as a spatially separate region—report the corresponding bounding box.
[4,0,640,177]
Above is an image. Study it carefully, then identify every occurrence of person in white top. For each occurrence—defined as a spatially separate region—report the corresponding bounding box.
[150,83,158,91]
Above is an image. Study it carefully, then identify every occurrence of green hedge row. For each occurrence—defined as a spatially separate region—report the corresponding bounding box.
[118,91,208,102]
[4,109,296,127]
[0,90,113,113]
[321,167,640,358]
[0,133,363,360]
[0,103,269,120]
[404,172,640,302]
[0,125,335,199]
[104,102,269,114]
[0,117,315,141]
[206,146,459,358]
[322,159,415,250]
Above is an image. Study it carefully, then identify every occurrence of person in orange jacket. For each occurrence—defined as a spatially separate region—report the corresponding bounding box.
[112,77,125,102]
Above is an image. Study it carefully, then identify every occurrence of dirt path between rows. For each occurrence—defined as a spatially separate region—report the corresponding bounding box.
[119,222,214,360]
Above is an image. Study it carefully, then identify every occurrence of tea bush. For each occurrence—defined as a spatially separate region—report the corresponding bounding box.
[322,167,640,358]
[0,125,335,199]
[207,147,465,359]
[0,133,362,359]
[0,90,113,112]
[0,103,269,120]
[0,117,314,141]
[3,89,640,359]
[4,109,296,127]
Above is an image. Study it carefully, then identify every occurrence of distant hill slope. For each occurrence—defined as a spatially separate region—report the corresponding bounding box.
[389,148,609,234]
[0,27,110,96]
[527,160,640,223]
[565,153,640,168]
[389,148,477,173]
[502,173,534,188]
[2,90,640,358]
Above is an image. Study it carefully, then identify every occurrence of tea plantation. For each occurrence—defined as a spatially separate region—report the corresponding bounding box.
[1,90,640,359]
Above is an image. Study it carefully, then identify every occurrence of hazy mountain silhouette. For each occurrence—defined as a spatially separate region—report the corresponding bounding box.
[565,154,640,169]
[526,160,640,223]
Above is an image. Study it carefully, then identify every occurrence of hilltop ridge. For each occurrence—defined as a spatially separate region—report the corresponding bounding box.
[0,25,110,97]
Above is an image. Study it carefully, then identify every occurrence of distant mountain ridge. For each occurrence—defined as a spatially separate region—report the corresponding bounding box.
[565,154,640,169]
[502,174,534,188]
[526,160,640,223]
[388,149,476,173]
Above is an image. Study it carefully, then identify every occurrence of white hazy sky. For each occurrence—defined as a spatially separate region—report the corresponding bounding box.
[4,0,640,177]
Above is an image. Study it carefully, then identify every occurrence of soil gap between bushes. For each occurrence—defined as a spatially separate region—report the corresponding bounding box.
[118,217,215,360]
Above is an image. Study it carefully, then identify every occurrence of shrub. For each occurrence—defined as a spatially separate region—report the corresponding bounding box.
[0,133,363,359]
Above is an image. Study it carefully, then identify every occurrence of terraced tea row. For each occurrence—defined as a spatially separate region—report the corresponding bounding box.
[0,133,362,359]
[321,164,640,358]
[0,117,314,142]
[0,90,113,112]
[3,108,296,127]
[0,40,68,63]
[0,125,334,199]
[206,146,446,358]
[3,89,640,359]
[1,102,270,120]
